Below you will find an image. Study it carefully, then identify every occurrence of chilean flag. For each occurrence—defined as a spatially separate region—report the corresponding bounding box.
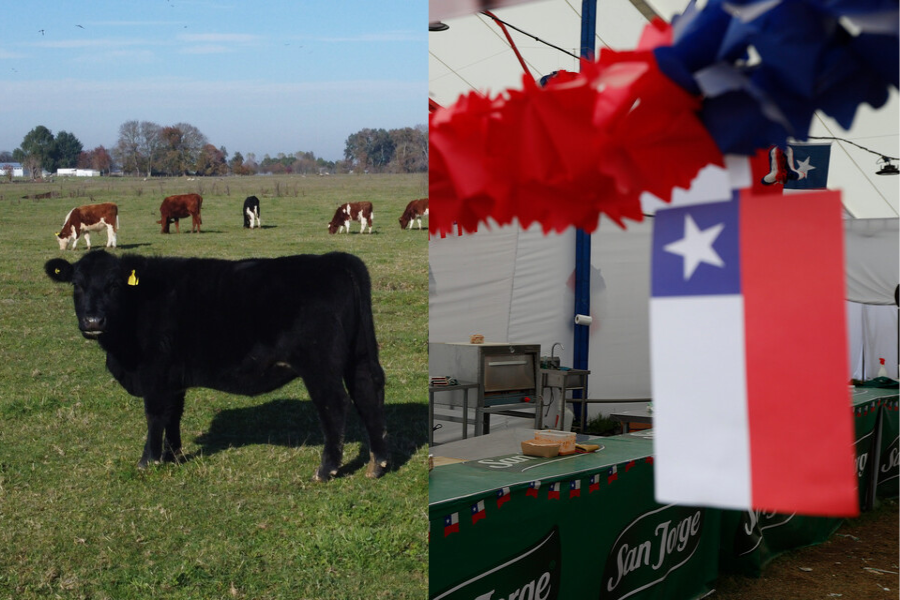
[443,512,459,537]
[650,190,858,517]
[589,474,600,493]
[471,500,486,524]
[496,486,511,508]
[547,482,560,500]
[526,480,541,497]
[607,465,618,484]
[569,480,581,498]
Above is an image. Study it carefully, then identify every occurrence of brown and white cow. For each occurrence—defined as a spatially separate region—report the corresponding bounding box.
[56,203,119,251]
[158,193,203,234]
[398,198,428,230]
[327,201,373,234]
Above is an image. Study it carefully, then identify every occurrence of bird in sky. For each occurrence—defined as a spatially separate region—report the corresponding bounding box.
[38,29,45,35]
[76,24,84,29]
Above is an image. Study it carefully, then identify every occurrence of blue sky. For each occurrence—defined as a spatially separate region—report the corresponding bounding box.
[0,0,427,162]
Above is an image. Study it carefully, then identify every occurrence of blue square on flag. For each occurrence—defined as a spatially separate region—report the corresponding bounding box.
[651,198,740,298]
[785,143,831,190]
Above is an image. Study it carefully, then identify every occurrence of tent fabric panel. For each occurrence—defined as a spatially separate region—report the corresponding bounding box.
[507,225,576,363]
[843,218,899,306]
[587,219,655,399]
[429,227,520,344]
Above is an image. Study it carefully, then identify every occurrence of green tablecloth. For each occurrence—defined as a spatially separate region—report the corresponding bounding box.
[429,386,900,597]
[430,435,720,600]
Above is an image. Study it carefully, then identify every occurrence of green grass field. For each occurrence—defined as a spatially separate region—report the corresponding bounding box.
[0,174,428,599]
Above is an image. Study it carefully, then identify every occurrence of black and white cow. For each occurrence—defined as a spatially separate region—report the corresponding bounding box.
[44,250,389,481]
[242,195,261,229]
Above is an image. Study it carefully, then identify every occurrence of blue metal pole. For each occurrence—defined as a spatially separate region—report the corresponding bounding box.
[572,0,596,425]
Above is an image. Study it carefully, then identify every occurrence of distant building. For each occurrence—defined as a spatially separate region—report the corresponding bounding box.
[56,168,101,177]
[0,162,25,177]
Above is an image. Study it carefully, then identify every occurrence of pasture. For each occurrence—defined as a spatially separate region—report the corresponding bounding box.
[0,174,428,598]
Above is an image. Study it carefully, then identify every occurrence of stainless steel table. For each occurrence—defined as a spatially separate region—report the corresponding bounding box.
[429,381,480,445]
[540,368,589,431]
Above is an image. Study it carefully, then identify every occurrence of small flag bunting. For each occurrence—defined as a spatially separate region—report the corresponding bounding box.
[547,482,560,500]
[608,465,618,484]
[569,480,581,498]
[444,512,459,537]
[471,500,486,524]
[497,486,511,508]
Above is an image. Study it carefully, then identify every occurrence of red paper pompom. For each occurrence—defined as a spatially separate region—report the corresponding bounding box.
[429,21,724,235]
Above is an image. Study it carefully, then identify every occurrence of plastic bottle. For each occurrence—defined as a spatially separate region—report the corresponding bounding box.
[877,358,888,378]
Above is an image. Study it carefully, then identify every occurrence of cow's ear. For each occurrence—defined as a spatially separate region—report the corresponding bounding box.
[45,258,74,283]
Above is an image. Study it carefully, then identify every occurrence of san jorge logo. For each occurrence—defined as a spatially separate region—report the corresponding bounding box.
[601,505,704,600]
[733,510,796,557]
[431,527,561,600]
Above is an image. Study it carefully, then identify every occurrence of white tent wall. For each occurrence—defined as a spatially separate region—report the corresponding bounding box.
[507,226,577,354]
[429,228,520,344]
[843,218,899,306]
[847,303,899,380]
[843,217,899,380]
[587,220,653,402]
[429,224,576,357]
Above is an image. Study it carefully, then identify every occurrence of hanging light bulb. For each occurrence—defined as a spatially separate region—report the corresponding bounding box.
[876,156,899,176]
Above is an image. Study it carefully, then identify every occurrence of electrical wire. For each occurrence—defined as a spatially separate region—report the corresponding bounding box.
[807,136,899,161]
[480,11,581,61]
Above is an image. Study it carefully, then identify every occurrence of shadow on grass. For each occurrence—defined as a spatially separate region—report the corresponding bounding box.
[191,399,427,477]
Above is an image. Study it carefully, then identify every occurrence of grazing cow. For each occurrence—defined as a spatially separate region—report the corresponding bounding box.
[242,195,261,229]
[398,199,429,230]
[158,193,203,234]
[44,250,389,481]
[56,203,119,251]
[327,201,373,234]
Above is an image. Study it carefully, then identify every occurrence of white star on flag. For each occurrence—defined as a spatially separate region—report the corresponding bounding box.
[662,214,726,280]
[794,156,815,180]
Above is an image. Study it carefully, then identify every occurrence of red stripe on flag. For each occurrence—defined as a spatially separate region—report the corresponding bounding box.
[739,190,858,516]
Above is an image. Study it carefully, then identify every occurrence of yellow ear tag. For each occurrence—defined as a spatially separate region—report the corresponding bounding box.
[127,270,139,286]
[54,268,61,275]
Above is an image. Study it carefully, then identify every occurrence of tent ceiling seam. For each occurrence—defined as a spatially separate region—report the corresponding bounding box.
[429,50,482,96]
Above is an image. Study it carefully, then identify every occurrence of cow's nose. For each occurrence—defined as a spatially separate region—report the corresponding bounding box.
[81,315,106,332]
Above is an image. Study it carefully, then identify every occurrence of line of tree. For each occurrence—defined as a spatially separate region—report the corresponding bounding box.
[11,126,83,176]
[343,126,428,174]
[6,121,427,178]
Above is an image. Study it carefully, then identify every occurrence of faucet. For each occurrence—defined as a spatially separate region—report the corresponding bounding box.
[551,342,563,359]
